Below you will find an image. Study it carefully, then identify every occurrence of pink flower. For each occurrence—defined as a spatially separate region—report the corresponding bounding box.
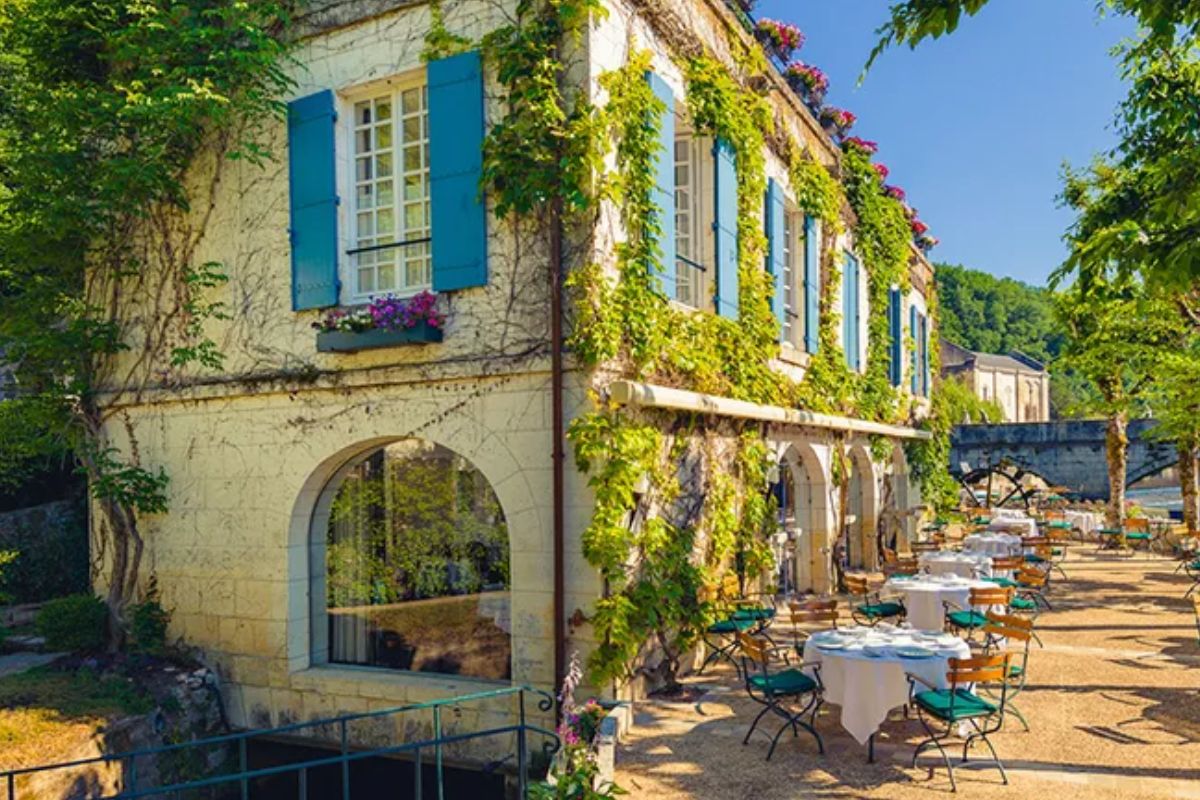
[820,106,856,132]
[911,218,930,236]
[884,185,907,202]
[756,19,805,56]
[784,61,828,94]
[873,163,890,181]
[842,136,878,155]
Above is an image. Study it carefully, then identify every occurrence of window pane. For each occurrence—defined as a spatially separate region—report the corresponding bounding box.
[376,153,393,178]
[376,100,392,121]
[356,101,371,126]
[323,441,512,679]
[357,267,375,294]
[401,88,422,115]
[403,145,422,173]
[357,185,373,210]
[375,124,392,150]
[356,157,372,182]
[377,180,394,207]
[402,115,421,141]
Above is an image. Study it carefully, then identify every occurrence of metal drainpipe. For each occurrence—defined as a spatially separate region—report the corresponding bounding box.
[550,194,567,698]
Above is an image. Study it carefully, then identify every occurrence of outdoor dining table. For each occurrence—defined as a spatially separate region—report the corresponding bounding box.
[918,550,993,579]
[1065,510,1103,538]
[883,574,996,632]
[987,515,1038,538]
[802,625,971,756]
[963,531,1023,557]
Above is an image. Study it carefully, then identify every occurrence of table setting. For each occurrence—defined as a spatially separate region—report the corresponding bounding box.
[918,550,993,579]
[963,531,1023,557]
[986,514,1038,538]
[882,573,995,633]
[802,624,971,745]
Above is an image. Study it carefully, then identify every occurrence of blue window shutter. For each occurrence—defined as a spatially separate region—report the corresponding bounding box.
[429,51,487,292]
[288,90,339,311]
[889,288,902,386]
[843,253,860,370]
[921,313,931,396]
[646,72,676,298]
[910,305,919,393]
[804,216,820,353]
[765,179,786,338]
[714,138,739,320]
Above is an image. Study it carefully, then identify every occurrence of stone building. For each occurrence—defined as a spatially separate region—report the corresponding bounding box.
[941,340,1050,422]
[94,0,939,752]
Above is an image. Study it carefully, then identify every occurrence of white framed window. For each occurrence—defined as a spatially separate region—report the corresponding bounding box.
[343,74,431,302]
[782,207,805,349]
[674,119,713,310]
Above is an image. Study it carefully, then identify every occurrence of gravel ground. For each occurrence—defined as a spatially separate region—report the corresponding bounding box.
[615,551,1200,799]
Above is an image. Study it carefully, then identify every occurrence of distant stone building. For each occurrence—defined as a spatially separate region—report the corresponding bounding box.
[941,340,1050,422]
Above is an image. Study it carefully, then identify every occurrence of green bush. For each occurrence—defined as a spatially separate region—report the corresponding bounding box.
[127,578,170,655]
[36,594,108,652]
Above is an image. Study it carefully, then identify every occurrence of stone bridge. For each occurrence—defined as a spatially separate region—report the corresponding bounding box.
[950,419,1176,501]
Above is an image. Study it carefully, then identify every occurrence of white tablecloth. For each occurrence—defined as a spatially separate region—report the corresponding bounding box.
[987,516,1037,538]
[919,551,993,579]
[884,576,995,632]
[992,508,1029,519]
[1065,510,1102,537]
[963,532,1023,557]
[802,627,970,744]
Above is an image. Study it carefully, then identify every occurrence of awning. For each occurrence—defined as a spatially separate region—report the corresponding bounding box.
[609,380,932,441]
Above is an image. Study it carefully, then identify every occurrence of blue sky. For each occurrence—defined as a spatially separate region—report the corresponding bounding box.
[757,0,1134,287]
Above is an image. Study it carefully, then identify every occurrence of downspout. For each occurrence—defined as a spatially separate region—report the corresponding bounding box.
[550,194,567,695]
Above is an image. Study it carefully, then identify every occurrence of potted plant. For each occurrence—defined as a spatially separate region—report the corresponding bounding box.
[819,106,856,138]
[884,184,907,202]
[916,233,940,253]
[755,18,804,62]
[873,162,891,181]
[783,61,828,107]
[313,291,446,353]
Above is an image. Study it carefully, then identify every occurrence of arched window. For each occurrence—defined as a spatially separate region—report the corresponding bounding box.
[314,439,511,680]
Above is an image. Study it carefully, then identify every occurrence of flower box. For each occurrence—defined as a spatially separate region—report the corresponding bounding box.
[316,322,443,353]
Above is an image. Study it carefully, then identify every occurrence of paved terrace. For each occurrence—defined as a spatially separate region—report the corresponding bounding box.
[616,552,1200,799]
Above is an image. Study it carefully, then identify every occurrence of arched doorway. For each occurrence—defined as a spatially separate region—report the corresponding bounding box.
[847,446,877,570]
[776,443,830,593]
[309,438,512,681]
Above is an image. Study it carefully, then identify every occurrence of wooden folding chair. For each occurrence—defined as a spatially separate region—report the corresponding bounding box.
[787,598,839,649]
[737,633,825,760]
[907,653,1013,792]
[981,612,1035,732]
[944,586,1013,641]
[845,573,905,626]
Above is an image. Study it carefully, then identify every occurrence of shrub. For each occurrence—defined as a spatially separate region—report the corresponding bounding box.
[127,578,171,655]
[36,594,108,652]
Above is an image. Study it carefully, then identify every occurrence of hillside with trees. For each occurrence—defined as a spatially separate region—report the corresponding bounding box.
[934,263,1092,417]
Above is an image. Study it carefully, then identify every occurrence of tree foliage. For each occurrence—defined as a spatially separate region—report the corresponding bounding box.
[0,0,293,640]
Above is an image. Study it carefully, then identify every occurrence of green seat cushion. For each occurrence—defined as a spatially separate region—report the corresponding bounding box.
[915,689,998,721]
[731,606,775,622]
[1009,596,1037,611]
[1189,560,1200,570]
[983,576,1017,588]
[1008,664,1024,679]
[1046,521,1072,530]
[1099,528,1121,536]
[1051,548,1064,556]
[857,601,904,619]
[947,610,988,629]
[1125,532,1152,541]
[889,573,917,580]
[1024,554,1046,563]
[748,668,818,695]
[708,617,754,634]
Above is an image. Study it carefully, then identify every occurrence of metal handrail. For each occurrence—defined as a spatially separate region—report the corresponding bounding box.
[1,684,558,800]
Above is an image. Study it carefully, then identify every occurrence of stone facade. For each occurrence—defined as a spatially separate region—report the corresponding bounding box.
[93,0,937,748]
[941,340,1050,422]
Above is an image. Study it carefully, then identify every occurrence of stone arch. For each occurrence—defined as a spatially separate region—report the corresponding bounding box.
[846,442,879,570]
[777,441,833,594]
[284,418,542,681]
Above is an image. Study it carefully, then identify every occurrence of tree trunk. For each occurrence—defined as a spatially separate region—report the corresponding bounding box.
[1179,442,1199,535]
[1105,412,1129,532]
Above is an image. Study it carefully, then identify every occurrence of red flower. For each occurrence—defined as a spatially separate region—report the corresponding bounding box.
[873,163,890,181]
[842,136,878,155]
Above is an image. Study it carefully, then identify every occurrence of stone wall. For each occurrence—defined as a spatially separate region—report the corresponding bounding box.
[0,496,88,604]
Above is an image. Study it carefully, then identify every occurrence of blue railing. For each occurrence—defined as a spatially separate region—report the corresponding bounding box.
[0,684,558,800]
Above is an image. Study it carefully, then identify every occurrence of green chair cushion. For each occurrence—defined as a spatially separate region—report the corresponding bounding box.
[1024,554,1047,563]
[1098,528,1122,536]
[731,606,775,622]
[983,576,1017,588]
[748,668,817,696]
[1009,596,1037,611]
[947,610,988,629]
[1125,532,1152,541]
[914,688,998,721]
[708,617,754,634]
[857,601,904,619]
[1051,548,1064,556]
[1046,521,1072,530]
[1009,664,1024,679]
[889,573,917,580]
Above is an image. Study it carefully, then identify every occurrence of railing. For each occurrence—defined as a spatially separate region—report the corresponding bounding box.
[0,685,558,800]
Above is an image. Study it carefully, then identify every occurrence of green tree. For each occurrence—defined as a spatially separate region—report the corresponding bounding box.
[1054,279,1183,528]
[1144,341,1200,532]
[0,1,291,644]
